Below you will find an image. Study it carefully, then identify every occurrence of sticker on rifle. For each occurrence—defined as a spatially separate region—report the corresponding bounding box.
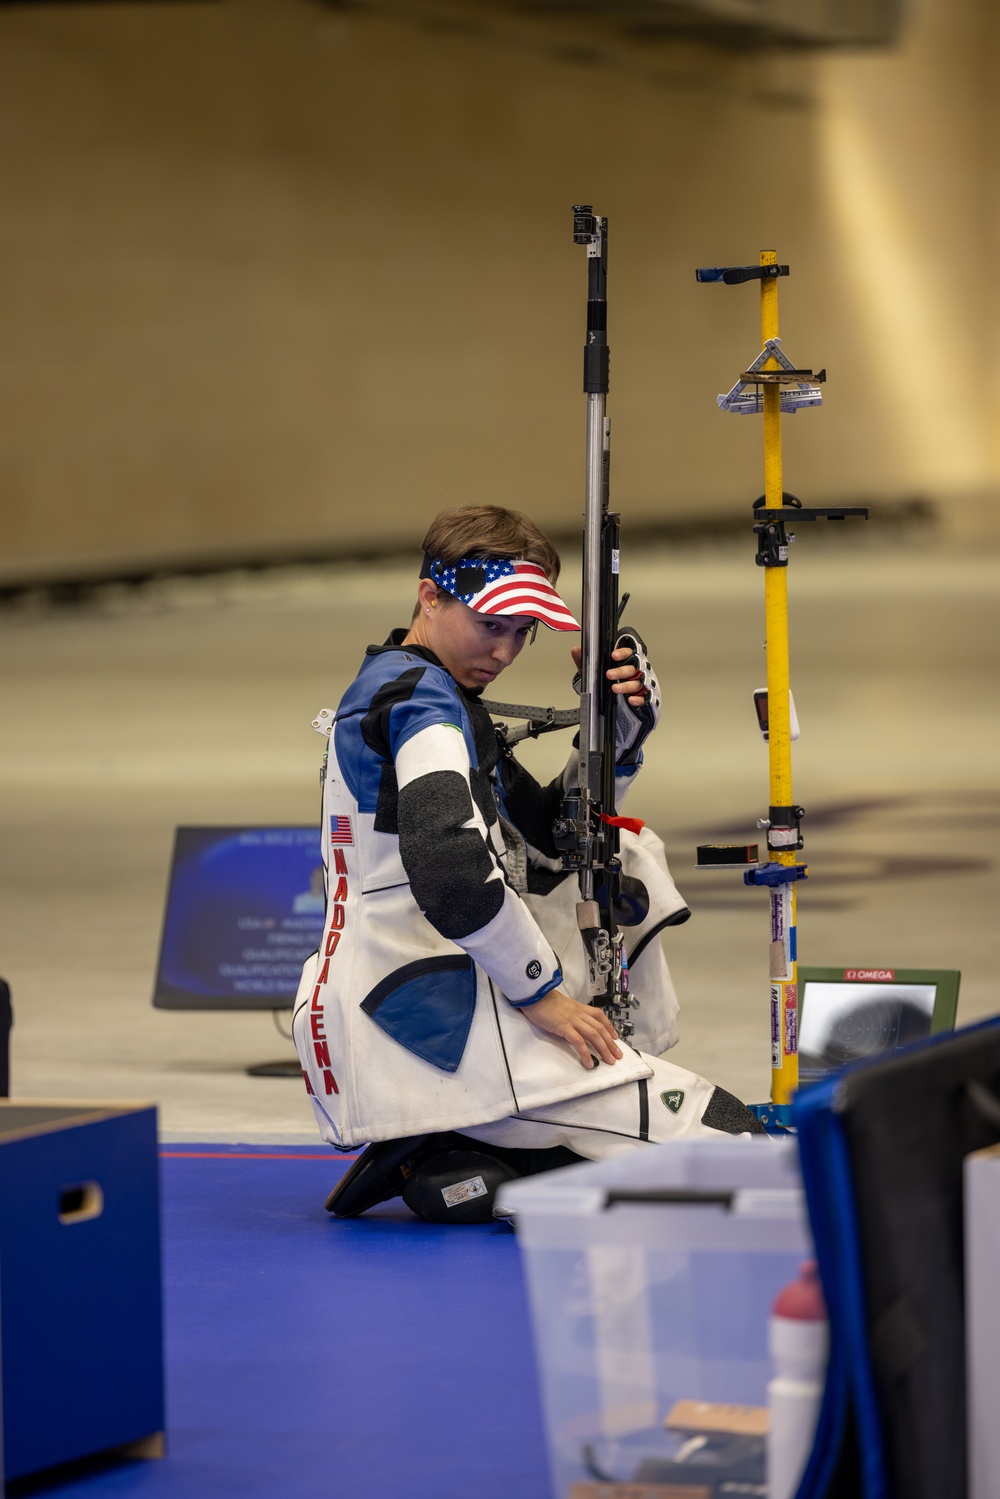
[441,1176,487,1208]
[660,1089,685,1114]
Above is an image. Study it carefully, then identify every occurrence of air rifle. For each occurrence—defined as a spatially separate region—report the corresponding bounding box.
[549,204,639,1042]
[482,205,642,1041]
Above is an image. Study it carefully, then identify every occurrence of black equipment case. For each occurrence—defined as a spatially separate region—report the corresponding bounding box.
[793,1015,1000,1499]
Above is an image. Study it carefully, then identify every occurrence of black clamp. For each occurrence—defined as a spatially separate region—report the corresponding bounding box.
[752,492,869,566]
[754,517,791,569]
[763,804,804,852]
[753,492,800,568]
[696,265,789,285]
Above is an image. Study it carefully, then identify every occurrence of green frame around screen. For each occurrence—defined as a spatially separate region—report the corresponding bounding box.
[797,967,961,1035]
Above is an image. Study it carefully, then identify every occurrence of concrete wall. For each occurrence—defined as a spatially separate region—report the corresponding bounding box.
[0,0,996,582]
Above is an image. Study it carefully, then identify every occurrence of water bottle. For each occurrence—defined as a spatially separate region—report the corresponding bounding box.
[767,1260,828,1499]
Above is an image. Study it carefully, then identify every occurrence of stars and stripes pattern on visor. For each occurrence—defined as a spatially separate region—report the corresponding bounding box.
[422,556,580,632]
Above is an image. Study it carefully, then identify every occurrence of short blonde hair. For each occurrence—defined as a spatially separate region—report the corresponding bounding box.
[420,505,561,583]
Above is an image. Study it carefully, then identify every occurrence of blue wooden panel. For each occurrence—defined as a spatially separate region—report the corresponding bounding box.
[0,1108,164,1480]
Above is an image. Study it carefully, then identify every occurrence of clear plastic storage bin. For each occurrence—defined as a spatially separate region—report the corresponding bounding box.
[498,1137,812,1499]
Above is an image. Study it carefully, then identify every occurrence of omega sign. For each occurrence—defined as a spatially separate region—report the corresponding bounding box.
[844,969,895,981]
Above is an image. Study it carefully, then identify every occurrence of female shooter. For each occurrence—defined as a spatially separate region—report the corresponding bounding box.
[294,505,763,1222]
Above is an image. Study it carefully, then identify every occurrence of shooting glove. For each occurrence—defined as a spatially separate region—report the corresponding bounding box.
[614,628,660,767]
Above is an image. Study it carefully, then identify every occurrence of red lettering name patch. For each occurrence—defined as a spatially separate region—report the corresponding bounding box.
[301,846,350,1100]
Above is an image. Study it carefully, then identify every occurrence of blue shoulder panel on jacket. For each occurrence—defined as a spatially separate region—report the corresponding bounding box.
[360,955,477,1073]
[334,650,476,812]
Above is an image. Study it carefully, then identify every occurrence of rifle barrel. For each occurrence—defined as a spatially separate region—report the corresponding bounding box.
[578,210,609,903]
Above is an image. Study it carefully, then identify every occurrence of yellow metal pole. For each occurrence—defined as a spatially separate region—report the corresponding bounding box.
[759,249,799,1108]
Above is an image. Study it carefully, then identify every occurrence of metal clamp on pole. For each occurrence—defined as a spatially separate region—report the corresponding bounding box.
[761,804,805,853]
[696,265,789,285]
[754,516,791,569]
[744,863,808,888]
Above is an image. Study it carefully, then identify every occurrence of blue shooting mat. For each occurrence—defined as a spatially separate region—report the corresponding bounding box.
[24,1146,551,1498]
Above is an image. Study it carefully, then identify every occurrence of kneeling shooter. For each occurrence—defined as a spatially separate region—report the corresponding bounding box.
[295,506,763,1224]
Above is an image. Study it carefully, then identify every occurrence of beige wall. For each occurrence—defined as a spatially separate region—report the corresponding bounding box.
[0,0,996,581]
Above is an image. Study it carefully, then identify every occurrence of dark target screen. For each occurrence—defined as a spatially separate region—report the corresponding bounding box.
[798,981,936,1086]
[153,827,324,1010]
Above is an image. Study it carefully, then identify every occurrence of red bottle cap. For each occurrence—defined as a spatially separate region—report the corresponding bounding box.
[772,1260,827,1321]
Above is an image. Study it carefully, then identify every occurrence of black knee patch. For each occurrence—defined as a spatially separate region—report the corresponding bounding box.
[402,1149,521,1224]
[701,1086,768,1136]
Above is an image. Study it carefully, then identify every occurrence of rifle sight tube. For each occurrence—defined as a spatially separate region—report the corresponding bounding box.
[570,206,632,1039]
[576,209,609,901]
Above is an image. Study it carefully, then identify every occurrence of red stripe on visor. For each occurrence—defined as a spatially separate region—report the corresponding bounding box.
[478,593,579,629]
[471,568,579,630]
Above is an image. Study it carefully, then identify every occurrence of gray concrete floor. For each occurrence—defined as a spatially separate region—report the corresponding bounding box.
[2,537,998,1140]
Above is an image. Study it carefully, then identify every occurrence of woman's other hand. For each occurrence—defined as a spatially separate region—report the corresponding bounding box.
[522,990,623,1069]
[570,645,647,707]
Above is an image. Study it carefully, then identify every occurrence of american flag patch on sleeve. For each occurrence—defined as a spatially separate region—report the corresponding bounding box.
[329,815,354,845]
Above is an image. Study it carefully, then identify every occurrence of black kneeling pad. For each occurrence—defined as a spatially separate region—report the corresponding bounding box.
[702,1086,768,1136]
[402,1149,521,1225]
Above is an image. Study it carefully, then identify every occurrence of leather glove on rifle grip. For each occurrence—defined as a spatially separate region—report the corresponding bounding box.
[613,628,660,767]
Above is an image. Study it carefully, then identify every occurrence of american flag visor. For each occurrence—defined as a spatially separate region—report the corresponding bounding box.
[421,556,580,632]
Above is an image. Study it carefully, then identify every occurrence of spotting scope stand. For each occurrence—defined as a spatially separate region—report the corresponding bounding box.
[694,255,868,1133]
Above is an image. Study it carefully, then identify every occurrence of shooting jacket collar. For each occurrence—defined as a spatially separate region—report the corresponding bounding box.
[366,630,485,699]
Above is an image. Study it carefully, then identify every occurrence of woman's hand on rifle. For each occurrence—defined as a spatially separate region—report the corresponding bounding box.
[522,990,623,1069]
[570,645,648,707]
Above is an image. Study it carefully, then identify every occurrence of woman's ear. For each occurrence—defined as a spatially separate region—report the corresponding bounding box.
[416,577,438,614]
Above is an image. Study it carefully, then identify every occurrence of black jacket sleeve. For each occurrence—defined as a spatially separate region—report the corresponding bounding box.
[498,755,564,861]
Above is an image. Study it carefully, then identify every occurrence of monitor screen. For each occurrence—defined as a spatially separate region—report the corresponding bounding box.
[798,980,937,1086]
[153,827,325,1010]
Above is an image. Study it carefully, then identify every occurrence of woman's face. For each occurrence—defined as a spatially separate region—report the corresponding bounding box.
[411,580,534,689]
